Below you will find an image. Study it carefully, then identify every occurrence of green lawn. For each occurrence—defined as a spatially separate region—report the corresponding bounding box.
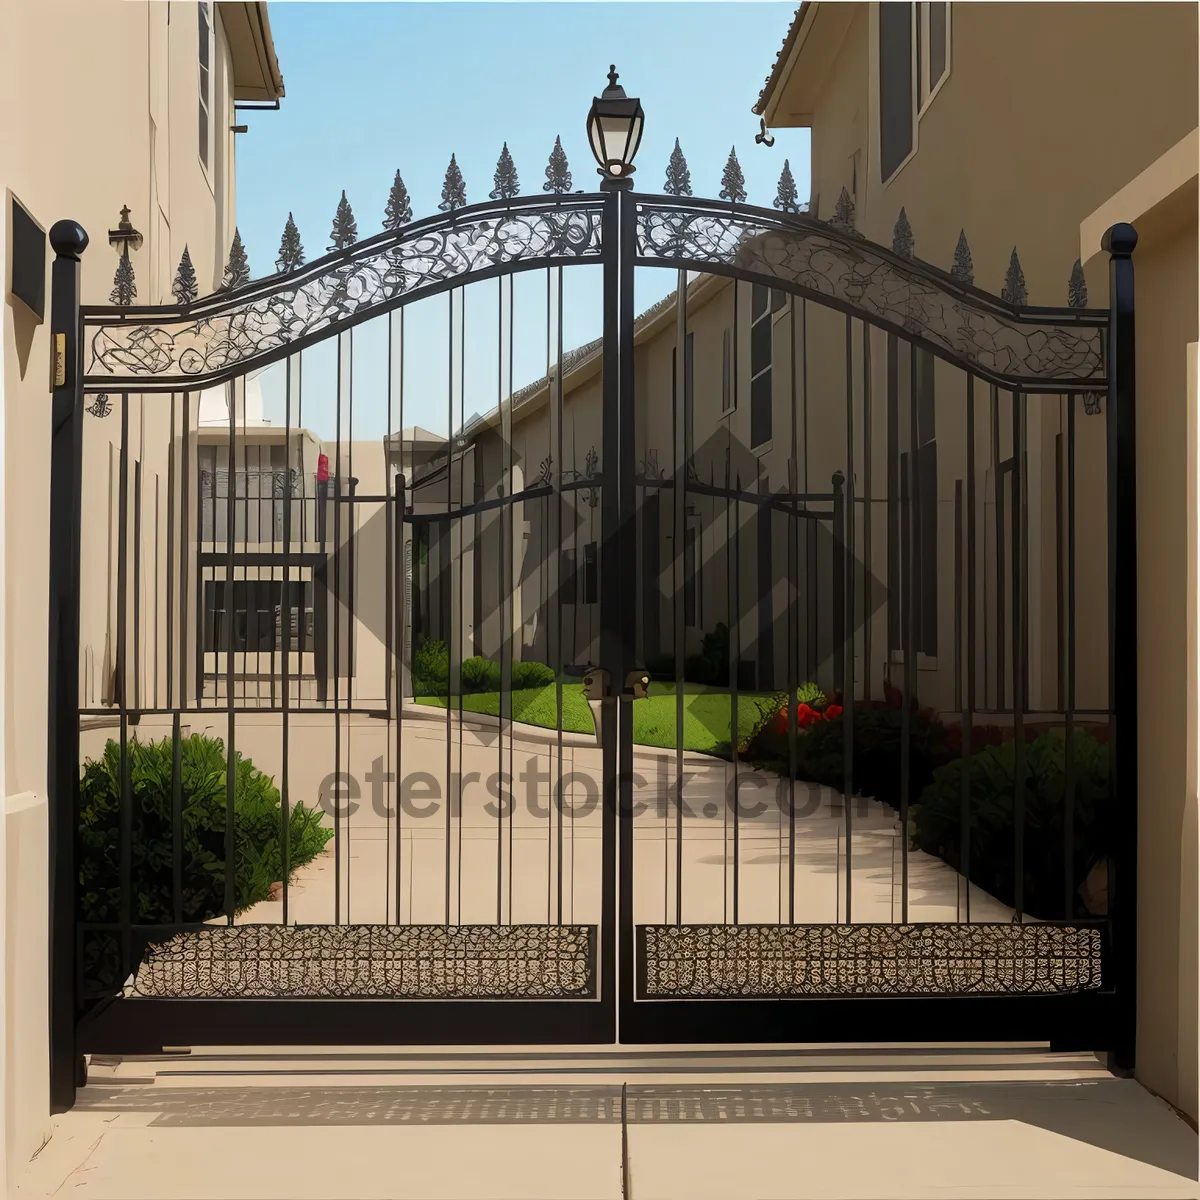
[633,683,778,755]
[416,686,596,735]
[417,681,779,756]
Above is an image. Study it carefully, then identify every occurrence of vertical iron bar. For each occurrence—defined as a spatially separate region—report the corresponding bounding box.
[445,290,454,927]
[224,378,239,922]
[457,288,466,925]
[180,392,191,709]
[843,316,855,924]
[832,471,849,921]
[496,275,506,925]
[1065,394,1077,919]
[787,290,799,922]
[333,332,346,924]
[506,276,516,927]
[281,354,296,927]
[545,268,554,923]
[731,475,741,925]
[118,395,132,964]
[862,324,873,704]
[166,397,176,710]
[171,709,182,923]
[134,462,142,710]
[47,221,87,1111]
[394,308,406,924]
[902,349,916,925]
[1103,222,1138,1073]
[1012,390,1026,921]
[991,386,1003,711]
[962,374,977,922]
[554,266,565,923]
[673,269,687,926]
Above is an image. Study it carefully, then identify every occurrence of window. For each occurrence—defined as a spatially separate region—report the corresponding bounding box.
[8,196,45,320]
[204,579,314,653]
[198,2,213,173]
[672,332,695,462]
[879,2,914,183]
[917,2,949,110]
[887,338,938,659]
[561,549,577,606]
[581,542,598,605]
[721,328,733,412]
[880,3,950,184]
[684,526,700,628]
[750,284,773,448]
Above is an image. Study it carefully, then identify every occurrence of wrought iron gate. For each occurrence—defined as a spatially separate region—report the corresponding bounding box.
[46,145,1138,1110]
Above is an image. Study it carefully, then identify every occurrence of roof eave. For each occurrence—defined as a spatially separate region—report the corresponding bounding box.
[218,1,286,102]
[751,2,813,119]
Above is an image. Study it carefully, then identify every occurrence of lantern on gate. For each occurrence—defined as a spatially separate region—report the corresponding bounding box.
[586,66,644,184]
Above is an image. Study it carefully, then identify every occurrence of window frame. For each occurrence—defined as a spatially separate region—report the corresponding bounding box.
[749,283,774,451]
[198,1,214,184]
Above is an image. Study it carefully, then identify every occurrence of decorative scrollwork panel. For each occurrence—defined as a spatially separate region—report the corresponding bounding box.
[84,200,606,391]
[635,200,1106,391]
[129,923,596,1000]
[638,923,1103,998]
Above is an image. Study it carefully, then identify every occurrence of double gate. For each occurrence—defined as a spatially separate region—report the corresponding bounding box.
[45,170,1138,1109]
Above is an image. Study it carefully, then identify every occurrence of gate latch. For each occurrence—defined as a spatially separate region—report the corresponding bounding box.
[624,669,650,699]
[581,665,610,700]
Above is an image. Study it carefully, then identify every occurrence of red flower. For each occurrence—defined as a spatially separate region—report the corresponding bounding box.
[796,703,822,728]
[824,704,843,721]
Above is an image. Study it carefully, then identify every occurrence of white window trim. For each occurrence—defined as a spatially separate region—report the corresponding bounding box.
[720,326,736,415]
[916,2,952,118]
[198,1,215,191]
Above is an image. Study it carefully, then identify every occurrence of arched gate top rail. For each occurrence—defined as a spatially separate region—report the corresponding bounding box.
[82,191,1106,394]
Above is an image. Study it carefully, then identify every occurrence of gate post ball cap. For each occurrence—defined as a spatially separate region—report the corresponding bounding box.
[49,220,89,259]
[1101,223,1138,257]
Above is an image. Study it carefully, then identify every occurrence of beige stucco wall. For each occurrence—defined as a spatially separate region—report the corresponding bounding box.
[1,0,243,1175]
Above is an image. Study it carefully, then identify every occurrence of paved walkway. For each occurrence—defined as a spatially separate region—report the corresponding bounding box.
[181,710,1013,930]
[12,1048,1198,1198]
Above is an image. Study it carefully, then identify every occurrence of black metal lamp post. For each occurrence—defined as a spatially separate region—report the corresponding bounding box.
[587,66,644,188]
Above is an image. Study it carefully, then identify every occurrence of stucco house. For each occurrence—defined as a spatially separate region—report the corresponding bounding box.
[751,0,1198,1127]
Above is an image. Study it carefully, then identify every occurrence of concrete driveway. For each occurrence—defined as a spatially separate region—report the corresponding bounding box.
[12,1047,1198,1199]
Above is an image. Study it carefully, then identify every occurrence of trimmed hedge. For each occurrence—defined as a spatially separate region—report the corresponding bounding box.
[909,728,1111,919]
[78,733,332,925]
[412,638,557,696]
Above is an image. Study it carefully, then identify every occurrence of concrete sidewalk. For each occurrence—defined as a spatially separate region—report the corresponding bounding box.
[12,1048,1197,1199]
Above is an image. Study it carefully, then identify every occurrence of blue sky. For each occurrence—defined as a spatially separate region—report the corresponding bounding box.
[236,2,808,442]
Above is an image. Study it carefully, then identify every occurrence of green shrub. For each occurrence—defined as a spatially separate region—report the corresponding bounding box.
[909,728,1112,919]
[797,680,825,708]
[461,655,502,693]
[412,634,448,685]
[512,660,555,689]
[78,733,333,926]
[740,691,789,755]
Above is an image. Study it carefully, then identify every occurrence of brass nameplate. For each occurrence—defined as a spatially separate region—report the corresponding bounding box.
[52,333,66,388]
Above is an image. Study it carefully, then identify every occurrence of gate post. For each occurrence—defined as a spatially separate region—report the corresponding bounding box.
[46,220,88,1110]
[599,179,637,1040]
[1102,222,1137,1075]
